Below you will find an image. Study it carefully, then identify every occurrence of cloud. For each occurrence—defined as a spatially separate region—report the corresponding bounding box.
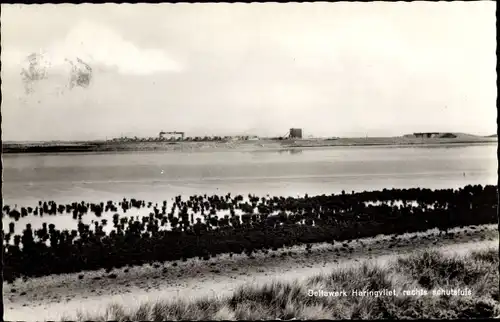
[4,20,183,76]
[2,20,183,98]
[57,20,183,75]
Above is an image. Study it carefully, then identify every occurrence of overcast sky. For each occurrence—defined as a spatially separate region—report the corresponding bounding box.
[1,2,497,141]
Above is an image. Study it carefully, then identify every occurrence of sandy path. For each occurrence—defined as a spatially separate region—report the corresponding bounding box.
[4,224,498,321]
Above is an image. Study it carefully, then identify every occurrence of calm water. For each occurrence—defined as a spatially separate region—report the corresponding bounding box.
[3,143,497,205]
[2,144,497,233]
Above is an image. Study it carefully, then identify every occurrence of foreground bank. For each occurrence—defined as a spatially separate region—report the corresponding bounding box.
[4,224,498,321]
[70,246,499,320]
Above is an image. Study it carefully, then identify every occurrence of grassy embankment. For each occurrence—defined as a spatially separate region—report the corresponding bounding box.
[71,247,499,321]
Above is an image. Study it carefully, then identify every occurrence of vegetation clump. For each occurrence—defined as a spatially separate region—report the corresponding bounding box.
[2,185,497,282]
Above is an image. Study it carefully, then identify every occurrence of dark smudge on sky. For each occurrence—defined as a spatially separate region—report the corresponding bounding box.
[20,53,93,97]
[20,53,48,95]
[68,57,93,89]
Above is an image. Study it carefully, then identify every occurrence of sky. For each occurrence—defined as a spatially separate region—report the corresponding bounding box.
[1,2,497,141]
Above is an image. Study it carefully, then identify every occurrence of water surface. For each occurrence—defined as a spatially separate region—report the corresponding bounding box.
[3,144,496,206]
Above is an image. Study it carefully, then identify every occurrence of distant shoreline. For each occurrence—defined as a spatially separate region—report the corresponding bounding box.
[2,137,497,154]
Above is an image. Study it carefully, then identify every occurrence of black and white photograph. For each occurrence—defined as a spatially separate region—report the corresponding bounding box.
[1,2,498,321]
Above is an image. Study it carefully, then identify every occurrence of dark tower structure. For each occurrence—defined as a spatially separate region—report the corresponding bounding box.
[289,128,303,139]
